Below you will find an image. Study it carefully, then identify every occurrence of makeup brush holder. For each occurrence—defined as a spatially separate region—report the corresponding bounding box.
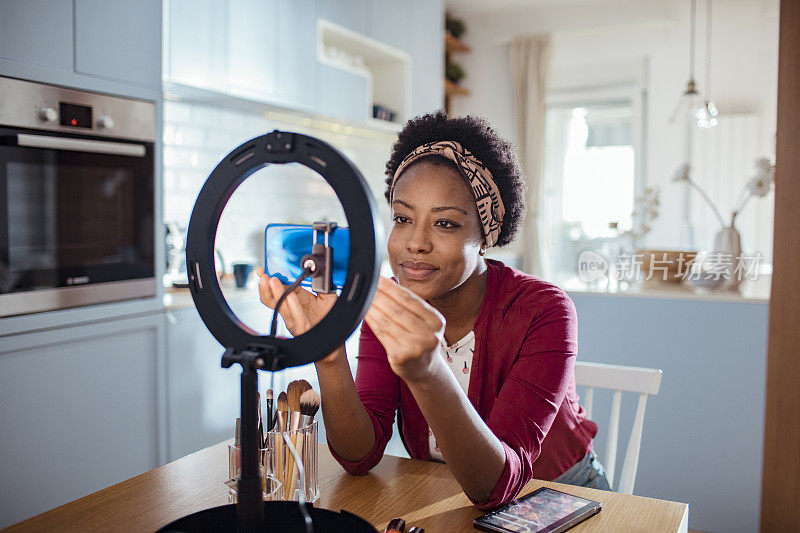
[227,443,282,501]
[266,421,319,503]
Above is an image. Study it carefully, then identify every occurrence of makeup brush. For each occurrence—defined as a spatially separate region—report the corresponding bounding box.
[266,388,274,432]
[231,417,241,481]
[257,391,264,449]
[275,391,288,431]
[284,380,312,499]
[287,380,312,432]
[275,391,288,488]
[299,389,320,428]
[299,389,321,497]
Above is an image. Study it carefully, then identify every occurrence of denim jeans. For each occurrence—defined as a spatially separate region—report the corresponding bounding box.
[553,449,612,491]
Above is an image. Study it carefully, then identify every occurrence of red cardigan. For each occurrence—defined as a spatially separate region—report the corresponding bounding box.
[328,259,597,509]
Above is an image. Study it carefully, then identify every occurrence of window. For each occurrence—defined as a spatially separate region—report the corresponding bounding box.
[542,99,639,285]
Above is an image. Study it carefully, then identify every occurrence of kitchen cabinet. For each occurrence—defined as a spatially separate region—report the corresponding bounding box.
[74,0,162,88]
[0,312,167,529]
[408,0,444,117]
[165,0,315,109]
[165,303,240,461]
[316,63,368,123]
[366,0,409,54]
[0,0,162,95]
[166,0,228,92]
[163,0,444,122]
[317,19,409,123]
[228,0,278,100]
[318,0,367,34]
[369,0,446,117]
[324,0,444,122]
[276,0,317,110]
[0,0,73,71]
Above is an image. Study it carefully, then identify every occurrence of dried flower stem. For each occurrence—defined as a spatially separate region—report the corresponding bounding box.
[686,179,727,227]
[731,196,751,226]
[731,186,749,216]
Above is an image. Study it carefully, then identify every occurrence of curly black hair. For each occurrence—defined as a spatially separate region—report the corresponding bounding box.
[384,111,526,247]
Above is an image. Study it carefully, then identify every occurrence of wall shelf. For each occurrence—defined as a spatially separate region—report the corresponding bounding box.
[445,32,471,54]
[444,30,470,113]
[445,78,470,97]
[317,19,411,125]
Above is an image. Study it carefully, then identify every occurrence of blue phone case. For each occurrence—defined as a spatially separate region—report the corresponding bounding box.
[264,223,349,290]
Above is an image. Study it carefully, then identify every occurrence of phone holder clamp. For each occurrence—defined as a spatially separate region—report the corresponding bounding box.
[300,221,339,294]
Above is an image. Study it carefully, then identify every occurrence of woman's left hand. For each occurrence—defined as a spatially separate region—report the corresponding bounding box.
[365,277,447,384]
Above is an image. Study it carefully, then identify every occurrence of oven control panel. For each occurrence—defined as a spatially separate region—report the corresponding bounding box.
[0,75,155,142]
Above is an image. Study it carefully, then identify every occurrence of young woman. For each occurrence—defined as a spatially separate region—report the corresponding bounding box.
[257,111,609,509]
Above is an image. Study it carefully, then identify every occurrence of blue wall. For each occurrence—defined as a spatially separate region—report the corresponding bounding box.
[570,292,768,533]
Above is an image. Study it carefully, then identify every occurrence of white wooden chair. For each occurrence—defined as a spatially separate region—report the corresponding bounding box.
[574,361,662,495]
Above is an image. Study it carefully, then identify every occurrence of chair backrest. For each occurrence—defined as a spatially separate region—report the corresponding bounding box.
[574,361,662,495]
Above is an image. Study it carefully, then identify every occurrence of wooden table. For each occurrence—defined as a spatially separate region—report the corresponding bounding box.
[4,441,688,532]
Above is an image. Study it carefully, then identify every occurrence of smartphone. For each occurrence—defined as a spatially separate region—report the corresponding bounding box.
[264,223,349,290]
[473,487,601,533]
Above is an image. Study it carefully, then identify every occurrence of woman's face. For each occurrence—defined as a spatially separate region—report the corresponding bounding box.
[388,160,485,301]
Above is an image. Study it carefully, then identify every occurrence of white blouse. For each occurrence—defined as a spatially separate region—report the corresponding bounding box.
[428,330,475,462]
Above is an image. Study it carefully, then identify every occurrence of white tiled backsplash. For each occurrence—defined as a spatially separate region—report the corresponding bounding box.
[163,100,396,269]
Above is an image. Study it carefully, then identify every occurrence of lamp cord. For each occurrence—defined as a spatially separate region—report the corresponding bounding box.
[704,0,712,100]
[689,0,697,81]
[269,267,314,338]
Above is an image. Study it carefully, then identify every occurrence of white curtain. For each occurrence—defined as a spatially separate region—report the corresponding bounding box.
[509,35,551,277]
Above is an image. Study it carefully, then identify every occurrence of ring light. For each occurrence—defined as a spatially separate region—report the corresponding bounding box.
[185,130,384,370]
[160,130,384,532]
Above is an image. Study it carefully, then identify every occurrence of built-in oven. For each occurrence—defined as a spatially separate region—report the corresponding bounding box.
[0,76,156,317]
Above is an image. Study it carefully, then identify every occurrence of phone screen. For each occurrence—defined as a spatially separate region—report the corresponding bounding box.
[264,223,349,289]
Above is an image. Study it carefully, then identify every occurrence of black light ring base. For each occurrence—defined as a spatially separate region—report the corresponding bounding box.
[185,129,384,370]
[156,501,377,532]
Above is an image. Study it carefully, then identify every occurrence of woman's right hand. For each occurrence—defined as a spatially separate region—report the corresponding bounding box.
[256,268,338,338]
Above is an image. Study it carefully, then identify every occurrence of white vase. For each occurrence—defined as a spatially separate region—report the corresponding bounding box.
[712,225,743,290]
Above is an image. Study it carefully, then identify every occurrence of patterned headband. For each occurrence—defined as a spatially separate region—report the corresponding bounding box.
[390,140,506,247]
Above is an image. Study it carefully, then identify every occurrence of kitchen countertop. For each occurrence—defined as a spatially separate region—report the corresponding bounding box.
[562,276,771,304]
[163,277,261,311]
[163,274,771,311]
